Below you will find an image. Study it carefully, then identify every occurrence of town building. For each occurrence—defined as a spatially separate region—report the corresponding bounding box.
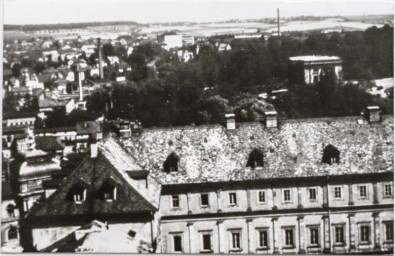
[121,111,393,254]
[21,139,161,252]
[289,55,343,84]
[17,111,393,254]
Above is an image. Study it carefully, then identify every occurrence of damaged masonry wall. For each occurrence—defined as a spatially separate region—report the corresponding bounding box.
[120,115,393,184]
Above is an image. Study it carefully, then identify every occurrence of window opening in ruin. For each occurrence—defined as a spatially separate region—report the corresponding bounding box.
[173,235,183,252]
[360,225,370,243]
[334,187,342,199]
[6,204,15,218]
[258,229,269,248]
[8,227,18,240]
[334,226,344,244]
[66,181,88,204]
[258,191,266,203]
[322,144,340,165]
[385,222,393,241]
[201,194,209,207]
[229,192,237,206]
[246,149,264,168]
[164,152,180,173]
[309,188,317,200]
[98,180,118,202]
[230,231,241,250]
[283,189,291,202]
[284,228,294,247]
[309,227,319,246]
[172,195,180,208]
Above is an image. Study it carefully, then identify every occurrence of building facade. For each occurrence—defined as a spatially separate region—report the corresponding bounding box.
[159,173,393,254]
[289,55,343,84]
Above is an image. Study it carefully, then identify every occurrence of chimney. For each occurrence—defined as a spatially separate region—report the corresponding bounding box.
[277,8,280,37]
[90,143,98,158]
[265,111,278,128]
[78,68,83,101]
[225,113,236,130]
[366,106,381,122]
[97,38,104,79]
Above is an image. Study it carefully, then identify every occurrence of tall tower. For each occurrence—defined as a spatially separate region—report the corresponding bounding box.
[97,38,104,79]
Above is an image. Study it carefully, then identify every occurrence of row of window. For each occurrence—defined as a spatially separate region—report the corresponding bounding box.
[170,183,393,209]
[170,222,394,253]
[164,144,342,174]
[66,180,118,204]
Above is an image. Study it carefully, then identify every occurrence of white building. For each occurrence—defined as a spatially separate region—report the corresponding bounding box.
[289,55,343,84]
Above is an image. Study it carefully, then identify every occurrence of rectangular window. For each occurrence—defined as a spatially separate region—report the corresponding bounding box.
[284,229,294,247]
[173,235,183,252]
[258,229,269,248]
[360,225,370,243]
[283,189,291,202]
[258,191,266,203]
[335,226,344,244]
[230,231,241,250]
[359,185,367,198]
[384,184,393,197]
[202,233,212,251]
[385,222,393,241]
[201,194,209,207]
[334,187,342,199]
[229,192,237,206]
[172,195,179,208]
[309,227,319,245]
[309,188,317,200]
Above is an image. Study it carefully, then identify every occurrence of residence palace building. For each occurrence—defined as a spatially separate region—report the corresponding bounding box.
[23,108,393,253]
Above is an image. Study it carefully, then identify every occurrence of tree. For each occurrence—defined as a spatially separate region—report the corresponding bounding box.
[102,43,115,58]
[33,62,46,74]
[11,63,22,77]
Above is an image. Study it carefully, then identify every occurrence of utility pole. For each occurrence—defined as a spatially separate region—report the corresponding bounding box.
[277,8,281,37]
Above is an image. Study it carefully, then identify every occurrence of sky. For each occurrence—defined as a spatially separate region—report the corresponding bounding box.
[3,0,394,25]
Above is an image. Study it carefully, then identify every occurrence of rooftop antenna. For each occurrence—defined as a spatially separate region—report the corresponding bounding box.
[277,8,281,37]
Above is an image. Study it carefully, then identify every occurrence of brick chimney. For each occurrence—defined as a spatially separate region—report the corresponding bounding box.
[264,111,278,128]
[366,106,381,122]
[97,38,104,79]
[225,113,236,130]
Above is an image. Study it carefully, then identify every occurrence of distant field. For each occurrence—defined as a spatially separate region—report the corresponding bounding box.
[4,30,35,40]
[3,17,390,40]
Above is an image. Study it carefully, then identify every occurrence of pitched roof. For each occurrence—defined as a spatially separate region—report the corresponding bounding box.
[26,138,159,220]
[35,137,64,152]
[121,115,394,185]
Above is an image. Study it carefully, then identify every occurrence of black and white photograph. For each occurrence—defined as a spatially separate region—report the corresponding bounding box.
[1,0,394,253]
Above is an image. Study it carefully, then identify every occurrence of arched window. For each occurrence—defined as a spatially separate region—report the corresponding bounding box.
[163,152,180,173]
[322,144,340,165]
[97,179,118,202]
[66,181,88,204]
[7,227,18,240]
[6,204,15,218]
[246,149,264,168]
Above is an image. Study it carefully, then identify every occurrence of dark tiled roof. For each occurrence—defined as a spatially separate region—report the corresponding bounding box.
[120,115,394,185]
[35,137,64,152]
[26,142,159,220]
[76,121,101,135]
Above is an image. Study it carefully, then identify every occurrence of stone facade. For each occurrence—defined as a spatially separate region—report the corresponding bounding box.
[159,173,393,254]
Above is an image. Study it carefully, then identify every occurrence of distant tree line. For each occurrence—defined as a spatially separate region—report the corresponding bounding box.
[4,21,139,31]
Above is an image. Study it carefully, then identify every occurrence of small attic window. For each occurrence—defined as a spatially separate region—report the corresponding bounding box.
[164,152,180,173]
[322,144,340,165]
[98,179,118,202]
[66,181,88,204]
[246,149,264,168]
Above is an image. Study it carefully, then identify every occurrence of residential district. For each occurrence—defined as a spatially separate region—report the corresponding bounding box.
[1,25,393,254]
